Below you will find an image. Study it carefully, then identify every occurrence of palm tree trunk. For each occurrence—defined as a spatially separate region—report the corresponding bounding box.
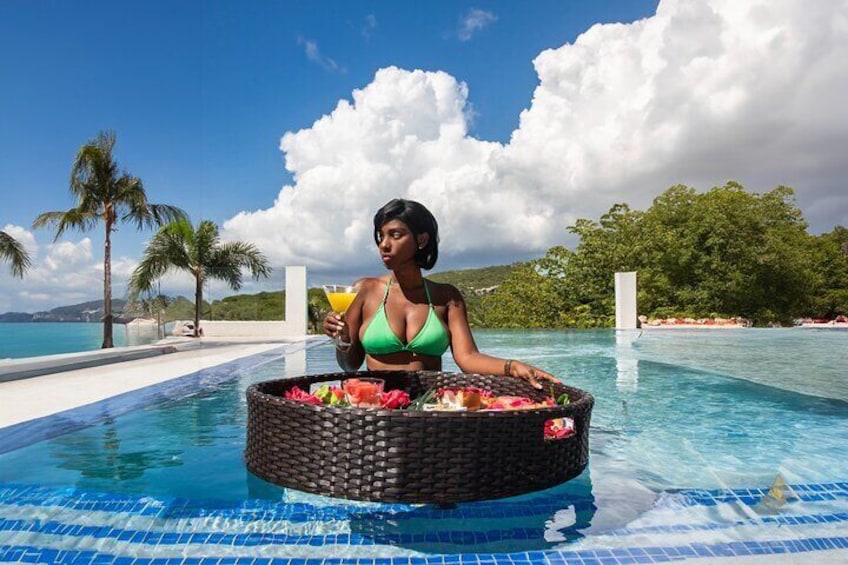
[194,272,202,338]
[102,221,114,348]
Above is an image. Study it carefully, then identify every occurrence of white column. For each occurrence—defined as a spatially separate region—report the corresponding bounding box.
[614,271,638,330]
[285,266,308,336]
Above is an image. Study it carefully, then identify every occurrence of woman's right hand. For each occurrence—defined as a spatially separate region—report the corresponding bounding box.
[323,312,348,341]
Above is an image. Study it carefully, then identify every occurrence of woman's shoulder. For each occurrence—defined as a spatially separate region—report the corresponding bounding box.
[354,276,389,296]
[424,278,464,302]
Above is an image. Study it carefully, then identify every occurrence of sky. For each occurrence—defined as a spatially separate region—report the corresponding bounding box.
[1,0,847,314]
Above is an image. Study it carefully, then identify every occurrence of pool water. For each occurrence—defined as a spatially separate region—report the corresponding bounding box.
[1,329,847,562]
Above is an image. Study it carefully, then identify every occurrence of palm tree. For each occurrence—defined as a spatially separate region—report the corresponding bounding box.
[33,131,186,348]
[0,230,32,278]
[128,218,271,337]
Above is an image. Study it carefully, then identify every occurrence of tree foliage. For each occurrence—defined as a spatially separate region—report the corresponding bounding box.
[206,291,285,321]
[0,230,31,278]
[483,182,845,327]
[810,225,848,318]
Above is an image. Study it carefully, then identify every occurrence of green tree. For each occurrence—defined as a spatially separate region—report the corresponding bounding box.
[667,183,814,322]
[563,204,645,324]
[482,262,562,328]
[810,225,848,318]
[128,218,271,337]
[480,249,573,327]
[0,230,31,278]
[33,131,186,347]
[308,288,329,333]
[551,182,817,326]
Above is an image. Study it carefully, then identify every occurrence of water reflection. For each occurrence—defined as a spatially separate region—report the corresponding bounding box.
[242,467,597,553]
[333,472,597,553]
[615,330,640,392]
[50,418,182,482]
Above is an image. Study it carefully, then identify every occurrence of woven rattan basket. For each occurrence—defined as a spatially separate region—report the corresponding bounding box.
[245,370,594,504]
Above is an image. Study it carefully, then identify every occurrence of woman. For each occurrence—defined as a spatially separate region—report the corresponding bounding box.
[323,198,556,388]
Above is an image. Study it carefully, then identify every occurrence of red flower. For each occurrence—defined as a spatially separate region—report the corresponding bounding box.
[284,386,323,405]
[380,389,411,409]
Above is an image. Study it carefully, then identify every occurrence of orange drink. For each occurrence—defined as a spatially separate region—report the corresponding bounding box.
[323,284,358,314]
[326,291,356,314]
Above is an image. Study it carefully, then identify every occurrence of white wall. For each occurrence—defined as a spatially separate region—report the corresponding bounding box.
[615,271,638,330]
[200,266,308,338]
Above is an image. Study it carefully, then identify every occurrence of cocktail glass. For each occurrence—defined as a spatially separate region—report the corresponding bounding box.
[323,284,358,345]
[342,377,385,408]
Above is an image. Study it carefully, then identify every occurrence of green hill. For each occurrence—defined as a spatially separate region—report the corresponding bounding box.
[429,264,518,326]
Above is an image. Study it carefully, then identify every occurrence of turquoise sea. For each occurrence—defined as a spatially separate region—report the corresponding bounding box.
[0,322,160,359]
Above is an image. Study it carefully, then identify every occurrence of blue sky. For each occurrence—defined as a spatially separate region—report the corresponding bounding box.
[1,1,654,237]
[1,0,846,312]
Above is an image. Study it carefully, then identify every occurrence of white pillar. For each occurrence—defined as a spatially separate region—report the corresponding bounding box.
[285,266,307,335]
[615,271,637,329]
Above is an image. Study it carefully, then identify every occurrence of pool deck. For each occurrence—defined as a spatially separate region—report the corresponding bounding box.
[0,336,317,429]
[1,336,846,564]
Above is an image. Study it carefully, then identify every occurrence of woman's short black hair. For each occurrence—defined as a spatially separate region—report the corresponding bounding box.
[373,198,439,270]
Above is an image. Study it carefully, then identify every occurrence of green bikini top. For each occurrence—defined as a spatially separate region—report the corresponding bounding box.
[361,279,450,357]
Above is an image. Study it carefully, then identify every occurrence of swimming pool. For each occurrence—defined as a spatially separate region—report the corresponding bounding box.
[1,329,847,563]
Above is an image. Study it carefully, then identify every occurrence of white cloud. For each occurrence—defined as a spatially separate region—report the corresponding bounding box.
[0,234,146,314]
[297,36,343,73]
[458,8,497,41]
[43,238,93,271]
[222,0,847,279]
[362,14,378,39]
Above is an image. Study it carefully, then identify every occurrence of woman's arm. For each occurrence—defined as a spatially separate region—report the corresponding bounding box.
[323,279,372,372]
[445,286,557,388]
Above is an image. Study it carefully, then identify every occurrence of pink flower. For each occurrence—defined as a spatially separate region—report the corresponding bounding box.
[284,386,323,405]
[380,389,411,409]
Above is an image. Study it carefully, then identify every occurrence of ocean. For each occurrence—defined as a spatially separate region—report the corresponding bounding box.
[0,322,161,360]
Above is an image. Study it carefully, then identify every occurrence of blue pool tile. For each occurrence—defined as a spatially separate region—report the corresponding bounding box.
[675,545,697,557]
[91,553,116,565]
[725,542,751,556]
[707,544,734,557]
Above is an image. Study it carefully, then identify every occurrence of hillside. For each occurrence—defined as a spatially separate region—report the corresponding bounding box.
[0,299,126,323]
[429,264,518,326]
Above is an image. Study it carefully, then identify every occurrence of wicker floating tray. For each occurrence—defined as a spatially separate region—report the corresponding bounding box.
[245,370,594,504]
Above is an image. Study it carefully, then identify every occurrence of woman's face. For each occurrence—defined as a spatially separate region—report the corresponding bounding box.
[376,219,423,269]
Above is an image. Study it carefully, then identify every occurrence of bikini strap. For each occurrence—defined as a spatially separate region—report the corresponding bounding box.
[423,279,433,306]
[386,277,432,305]
[382,278,392,304]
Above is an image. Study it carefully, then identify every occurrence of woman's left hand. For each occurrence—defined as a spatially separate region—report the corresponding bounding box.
[507,360,558,389]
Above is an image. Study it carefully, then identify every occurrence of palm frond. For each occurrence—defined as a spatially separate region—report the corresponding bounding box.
[32,208,98,240]
[0,230,32,278]
[128,223,193,295]
[207,241,272,290]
